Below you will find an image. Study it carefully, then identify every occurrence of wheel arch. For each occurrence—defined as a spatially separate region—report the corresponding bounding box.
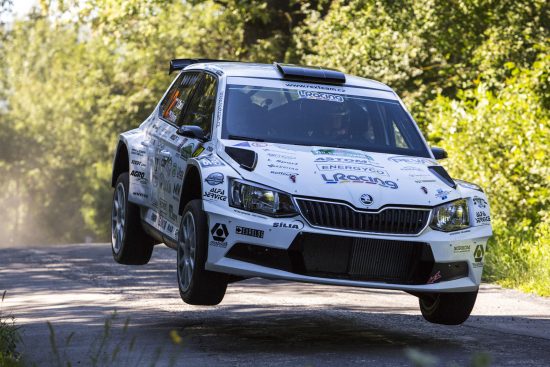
[112,141,129,187]
[179,163,203,215]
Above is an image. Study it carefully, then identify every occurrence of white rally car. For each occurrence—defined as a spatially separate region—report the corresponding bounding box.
[110,59,492,325]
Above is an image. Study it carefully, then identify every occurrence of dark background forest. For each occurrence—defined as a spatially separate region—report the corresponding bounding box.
[0,0,548,294]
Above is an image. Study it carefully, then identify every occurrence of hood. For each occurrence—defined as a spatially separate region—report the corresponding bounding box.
[218,140,461,210]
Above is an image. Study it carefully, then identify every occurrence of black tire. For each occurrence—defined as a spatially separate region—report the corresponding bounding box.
[111,172,154,265]
[177,199,227,305]
[418,290,478,325]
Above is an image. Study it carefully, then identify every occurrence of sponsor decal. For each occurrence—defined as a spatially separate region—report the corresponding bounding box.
[267,153,295,159]
[131,159,145,167]
[251,142,268,147]
[314,156,381,167]
[268,164,298,171]
[449,229,471,236]
[159,198,168,212]
[360,194,373,206]
[273,220,304,230]
[473,197,488,208]
[150,212,157,222]
[427,271,442,284]
[171,163,177,177]
[203,187,227,201]
[453,244,470,254]
[216,90,224,127]
[415,179,437,183]
[400,166,424,171]
[131,148,146,156]
[289,174,297,183]
[211,223,229,242]
[133,192,148,199]
[270,171,299,178]
[389,156,437,165]
[205,172,224,186]
[232,208,268,219]
[321,173,398,189]
[421,186,428,194]
[209,240,227,248]
[168,204,177,221]
[130,170,147,184]
[233,141,251,147]
[474,244,484,263]
[159,217,168,230]
[236,226,264,239]
[275,159,297,166]
[173,182,182,197]
[167,223,174,233]
[169,134,180,142]
[435,188,450,200]
[312,148,374,160]
[198,156,225,167]
[475,211,491,224]
[316,164,388,176]
[298,90,344,103]
[284,83,345,93]
[192,146,205,157]
[177,167,184,180]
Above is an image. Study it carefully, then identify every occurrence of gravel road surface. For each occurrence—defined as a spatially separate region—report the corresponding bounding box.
[1,243,550,366]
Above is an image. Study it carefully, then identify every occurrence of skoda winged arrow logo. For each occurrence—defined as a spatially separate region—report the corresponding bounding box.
[360,194,373,206]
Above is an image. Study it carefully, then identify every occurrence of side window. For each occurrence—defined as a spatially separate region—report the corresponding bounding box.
[180,73,217,136]
[159,72,201,124]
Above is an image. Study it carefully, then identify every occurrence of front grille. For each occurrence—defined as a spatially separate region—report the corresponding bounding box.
[226,234,436,284]
[296,199,430,235]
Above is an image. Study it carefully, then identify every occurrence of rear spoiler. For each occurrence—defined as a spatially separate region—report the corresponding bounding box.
[169,58,233,74]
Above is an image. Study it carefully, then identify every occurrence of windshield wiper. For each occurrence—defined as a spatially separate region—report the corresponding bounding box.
[227,135,265,142]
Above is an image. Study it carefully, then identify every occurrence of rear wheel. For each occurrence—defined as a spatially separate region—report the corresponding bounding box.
[418,290,478,325]
[111,172,154,265]
[177,199,227,305]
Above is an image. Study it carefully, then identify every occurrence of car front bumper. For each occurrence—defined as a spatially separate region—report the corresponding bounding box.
[203,200,491,293]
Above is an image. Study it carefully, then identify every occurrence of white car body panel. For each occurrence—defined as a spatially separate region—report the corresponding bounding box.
[113,62,492,293]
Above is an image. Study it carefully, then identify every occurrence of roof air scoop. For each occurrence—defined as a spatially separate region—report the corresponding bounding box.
[274,63,346,85]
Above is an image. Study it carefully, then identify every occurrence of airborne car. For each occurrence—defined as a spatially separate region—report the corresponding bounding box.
[110,59,492,325]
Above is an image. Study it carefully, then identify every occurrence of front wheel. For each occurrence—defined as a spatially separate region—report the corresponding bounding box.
[177,199,227,305]
[418,290,478,325]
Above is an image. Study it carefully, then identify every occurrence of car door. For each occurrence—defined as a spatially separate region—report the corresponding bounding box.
[159,72,219,239]
[147,71,202,239]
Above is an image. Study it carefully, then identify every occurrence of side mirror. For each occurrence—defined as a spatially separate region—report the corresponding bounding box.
[176,125,207,142]
[431,146,448,160]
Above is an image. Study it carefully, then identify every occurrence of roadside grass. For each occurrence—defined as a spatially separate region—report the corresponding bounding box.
[484,218,550,297]
[0,291,23,367]
[46,311,181,367]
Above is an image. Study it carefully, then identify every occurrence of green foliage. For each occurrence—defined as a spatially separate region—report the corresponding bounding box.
[0,291,22,366]
[426,51,550,295]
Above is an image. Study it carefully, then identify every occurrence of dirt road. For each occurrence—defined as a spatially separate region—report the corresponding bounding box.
[1,244,550,366]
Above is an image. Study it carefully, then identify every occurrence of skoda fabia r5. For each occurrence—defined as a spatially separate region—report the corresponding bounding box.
[110,59,492,325]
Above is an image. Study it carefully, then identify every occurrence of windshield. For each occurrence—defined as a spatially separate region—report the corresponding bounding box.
[222,82,430,157]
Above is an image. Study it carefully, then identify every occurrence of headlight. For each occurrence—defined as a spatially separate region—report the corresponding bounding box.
[430,199,470,232]
[229,180,297,217]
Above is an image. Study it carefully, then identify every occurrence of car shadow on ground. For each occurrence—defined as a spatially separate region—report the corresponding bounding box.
[2,244,550,366]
